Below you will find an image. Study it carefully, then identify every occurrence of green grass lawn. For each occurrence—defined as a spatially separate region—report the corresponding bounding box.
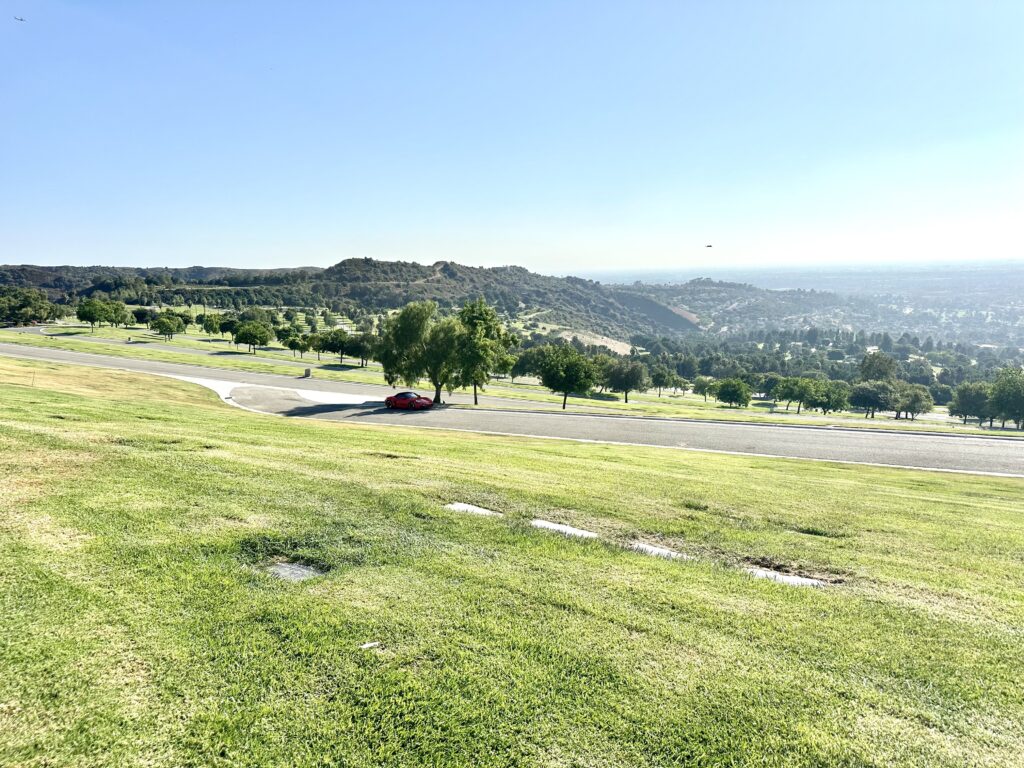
[1,356,1022,766]
[0,327,998,435]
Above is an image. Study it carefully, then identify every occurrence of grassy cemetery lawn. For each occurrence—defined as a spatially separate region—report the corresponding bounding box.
[1,356,1022,766]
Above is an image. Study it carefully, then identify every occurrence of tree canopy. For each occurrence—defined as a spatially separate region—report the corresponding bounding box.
[535,345,596,409]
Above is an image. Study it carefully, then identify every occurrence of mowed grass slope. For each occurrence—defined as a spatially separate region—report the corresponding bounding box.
[1,357,1022,767]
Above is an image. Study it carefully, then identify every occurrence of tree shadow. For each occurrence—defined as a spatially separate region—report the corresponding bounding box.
[281,402,387,418]
[320,363,371,372]
[280,401,454,419]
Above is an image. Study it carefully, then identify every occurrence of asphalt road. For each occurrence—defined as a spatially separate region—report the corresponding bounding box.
[5,325,961,425]
[0,326,576,411]
[3,342,1022,477]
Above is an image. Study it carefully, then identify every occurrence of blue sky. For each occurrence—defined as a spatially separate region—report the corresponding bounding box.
[2,1,1022,273]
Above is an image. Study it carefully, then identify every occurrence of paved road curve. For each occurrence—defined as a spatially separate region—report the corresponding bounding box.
[3,342,1022,477]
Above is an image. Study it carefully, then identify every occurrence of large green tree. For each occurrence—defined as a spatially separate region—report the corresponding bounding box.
[692,376,716,402]
[716,378,752,408]
[990,367,1024,429]
[106,301,132,328]
[422,317,466,404]
[345,333,375,368]
[805,380,850,415]
[949,381,992,426]
[849,380,897,418]
[606,360,649,404]
[649,364,674,397]
[456,299,517,405]
[536,344,595,409]
[378,302,465,404]
[320,328,350,364]
[202,314,221,336]
[76,298,109,331]
[234,322,272,353]
[152,314,185,341]
[894,383,933,420]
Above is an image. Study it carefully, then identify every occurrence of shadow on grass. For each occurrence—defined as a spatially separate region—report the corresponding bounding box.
[320,363,373,372]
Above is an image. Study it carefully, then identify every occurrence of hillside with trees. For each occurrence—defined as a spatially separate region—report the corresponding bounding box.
[3,258,1022,349]
[0,259,702,341]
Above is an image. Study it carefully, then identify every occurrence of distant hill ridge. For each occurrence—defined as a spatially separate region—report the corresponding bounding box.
[0,258,701,340]
[4,258,1018,345]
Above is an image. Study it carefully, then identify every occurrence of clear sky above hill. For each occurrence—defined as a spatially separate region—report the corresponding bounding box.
[2,1,1022,273]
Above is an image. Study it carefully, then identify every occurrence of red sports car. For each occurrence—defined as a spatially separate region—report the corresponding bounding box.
[384,391,433,410]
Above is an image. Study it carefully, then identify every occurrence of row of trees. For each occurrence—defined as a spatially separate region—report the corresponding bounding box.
[949,369,1024,429]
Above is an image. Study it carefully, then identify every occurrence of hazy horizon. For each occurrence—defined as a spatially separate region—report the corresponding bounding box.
[3,2,1023,272]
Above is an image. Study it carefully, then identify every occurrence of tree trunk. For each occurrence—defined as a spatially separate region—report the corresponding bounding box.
[624,391,629,403]
[473,383,478,405]
[433,382,442,404]
[562,392,568,410]
[796,402,802,414]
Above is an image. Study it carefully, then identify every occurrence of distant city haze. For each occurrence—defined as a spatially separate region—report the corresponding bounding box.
[2,2,1022,272]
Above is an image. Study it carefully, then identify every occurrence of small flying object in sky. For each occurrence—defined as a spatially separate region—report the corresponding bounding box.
[14,16,26,21]
[705,244,713,248]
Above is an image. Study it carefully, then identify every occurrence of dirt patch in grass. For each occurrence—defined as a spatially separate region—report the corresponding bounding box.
[746,555,843,586]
